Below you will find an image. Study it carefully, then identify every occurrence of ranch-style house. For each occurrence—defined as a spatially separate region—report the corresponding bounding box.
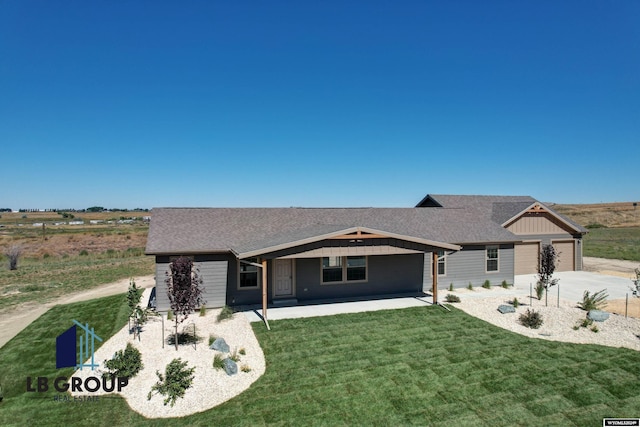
[145,194,587,311]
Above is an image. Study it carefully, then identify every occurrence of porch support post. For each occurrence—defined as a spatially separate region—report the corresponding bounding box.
[261,259,270,330]
[432,251,438,305]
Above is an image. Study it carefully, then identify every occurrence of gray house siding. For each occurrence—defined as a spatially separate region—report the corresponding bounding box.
[294,253,424,301]
[437,244,515,288]
[226,259,268,306]
[155,254,233,311]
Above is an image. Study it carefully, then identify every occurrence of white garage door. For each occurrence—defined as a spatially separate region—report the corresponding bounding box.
[553,241,575,272]
[514,242,540,275]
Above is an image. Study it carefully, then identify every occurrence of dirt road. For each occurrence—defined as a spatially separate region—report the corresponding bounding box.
[0,275,154,349]
[583,256,639,278]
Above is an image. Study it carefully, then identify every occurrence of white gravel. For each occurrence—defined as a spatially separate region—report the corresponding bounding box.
[447,287,640,351]
[70,289,266,418]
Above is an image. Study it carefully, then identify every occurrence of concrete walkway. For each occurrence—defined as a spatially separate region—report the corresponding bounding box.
[243,271,636,323]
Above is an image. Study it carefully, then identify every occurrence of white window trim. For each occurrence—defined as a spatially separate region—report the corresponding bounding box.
[486,245,499,273]
[238,257,261,290]
[430,251,447,277]
[320,256,368,285]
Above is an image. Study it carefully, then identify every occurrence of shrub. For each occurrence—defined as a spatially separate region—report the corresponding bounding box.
[230,348,241,362]
[535,282,545,300]
[79,250,89,256]
[577,289,609,311]
[5,245,22,270]
[444,294,460,303]
[167,330,201,346]
[591,325,599,333]
[102,343,143,380]
[199,305,206,317]
[448,283,454,291]
[208,335,217,347]
[213,354,225,370]
[511,297,519,308]
[42,252,50,259]
[239,347,246,356]
[148,358,195,407]
[467,282,473,290]
[240,364,251,373]
[501,280,509,289]
[580,317,594,328]
[217,305,234,322]
[482,280,491,289]
[519,309,543,329]
[167,311,173,321]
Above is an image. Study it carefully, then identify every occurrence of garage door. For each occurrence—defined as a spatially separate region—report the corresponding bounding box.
[553,241,575,272]
[514,242,539,275]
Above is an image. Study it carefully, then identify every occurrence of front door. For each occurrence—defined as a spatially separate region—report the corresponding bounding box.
[274,259,294,297]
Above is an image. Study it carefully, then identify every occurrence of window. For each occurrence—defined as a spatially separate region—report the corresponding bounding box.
[239,257,261,289]
[321,256,367,283]
[431,251,446,276]
[486,246,499,272]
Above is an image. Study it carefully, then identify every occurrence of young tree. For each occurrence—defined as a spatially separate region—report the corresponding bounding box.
[537,244,559,306]
[127,279,152,340]
[630,267,640,297]
[165,257,205,350]
[5,245,22,270]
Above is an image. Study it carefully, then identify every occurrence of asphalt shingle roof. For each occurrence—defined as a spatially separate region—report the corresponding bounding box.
[145,206,519,256]
[145,194,586,256]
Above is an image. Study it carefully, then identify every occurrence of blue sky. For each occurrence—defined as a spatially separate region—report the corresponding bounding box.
[1,1,638,209]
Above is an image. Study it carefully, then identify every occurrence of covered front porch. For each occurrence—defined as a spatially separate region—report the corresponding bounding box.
[231,227,459,328]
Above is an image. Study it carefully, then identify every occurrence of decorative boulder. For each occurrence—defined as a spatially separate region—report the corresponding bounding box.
[498,304,515,314]
[587,310,610,322]
[210,337,230,353]
[223,358,238,376]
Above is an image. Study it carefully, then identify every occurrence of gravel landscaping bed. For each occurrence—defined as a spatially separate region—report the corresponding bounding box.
[70,289,266,418]
[448,287,640,351]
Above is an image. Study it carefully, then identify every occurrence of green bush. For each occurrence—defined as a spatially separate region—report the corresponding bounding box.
[167,311,173,321]
[199,305,206,317]
[213,354,225,370]
[102,343,143,380]
[577,289,609,311]
[239,347,246,356]
[448,283,454,291]
[240,364,251,373]
[535,282,545,300]
[230,348,241,362]
[79,250,89,256]
[148,358,195,407]
[208,334,217,347]
[482,280,491,289]
[444,294,460,303]
[167,330,201,346]
[467,282,473,290]
[217,305,234,322]
[511,297,519,308]
[519,309,543,329]
[501,280,509,289]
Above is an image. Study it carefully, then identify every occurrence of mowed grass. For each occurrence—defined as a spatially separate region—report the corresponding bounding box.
[0,252,153,310]
[583,227,640,262]
[1,298,640,426]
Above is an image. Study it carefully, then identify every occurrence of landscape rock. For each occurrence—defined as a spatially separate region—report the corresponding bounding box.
[210,337,230,353]
[497,304,515,314]
[587,310,610,322]
[223,358,238,376]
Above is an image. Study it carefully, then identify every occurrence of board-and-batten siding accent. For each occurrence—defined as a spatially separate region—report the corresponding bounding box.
[154,255,228,311]
[506,213,573,235]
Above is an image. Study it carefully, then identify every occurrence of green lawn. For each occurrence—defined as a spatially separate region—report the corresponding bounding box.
[583,227,640,262]
[1,297,639,426]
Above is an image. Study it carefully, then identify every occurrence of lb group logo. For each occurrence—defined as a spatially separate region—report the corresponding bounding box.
[26,320,129,399]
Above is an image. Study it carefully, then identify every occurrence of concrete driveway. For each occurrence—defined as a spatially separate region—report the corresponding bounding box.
[514,271,635,302]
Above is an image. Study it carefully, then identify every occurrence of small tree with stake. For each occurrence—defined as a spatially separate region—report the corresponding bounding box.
[538,244,559,307]
[165,257,205,350]
[127,279,153,340]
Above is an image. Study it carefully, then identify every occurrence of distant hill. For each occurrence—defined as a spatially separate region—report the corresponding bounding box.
[552,202,640,228]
